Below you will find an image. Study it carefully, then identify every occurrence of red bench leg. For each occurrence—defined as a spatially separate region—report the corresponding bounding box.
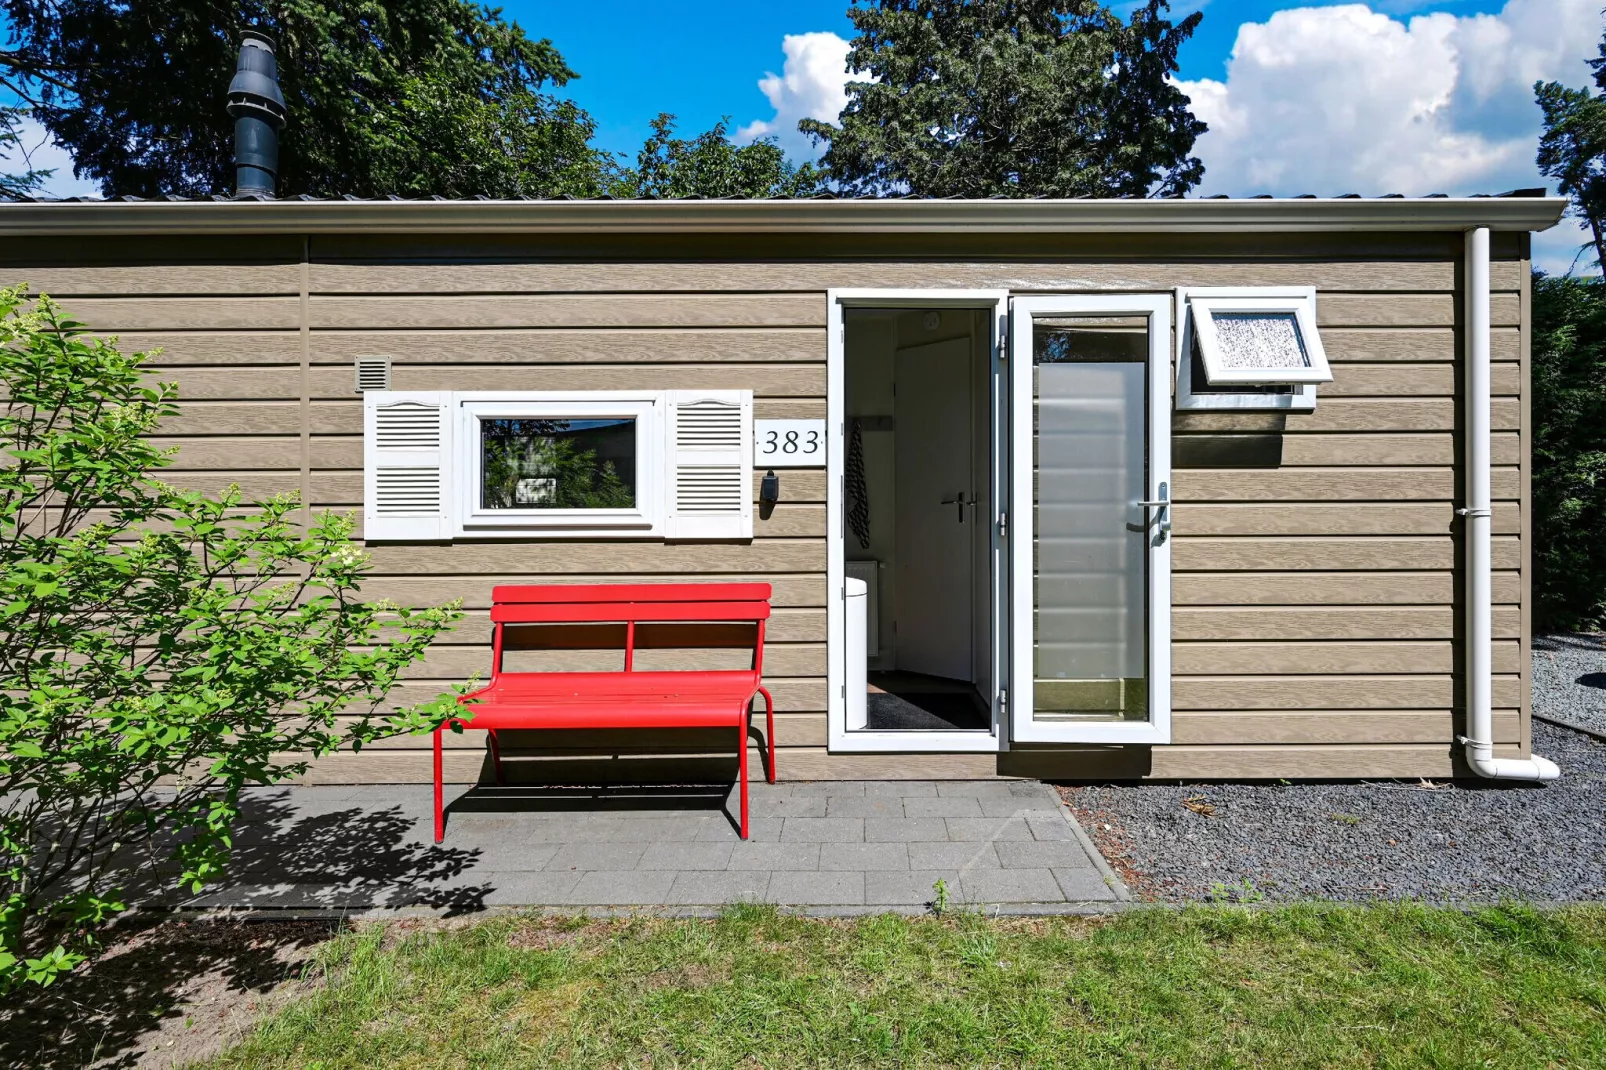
[433,724,445,844]
[487,729,504,786]
[758,685,777,785]
[738,718,749,840]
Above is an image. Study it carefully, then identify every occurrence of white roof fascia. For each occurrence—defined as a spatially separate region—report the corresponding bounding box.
[0,196,1567,237]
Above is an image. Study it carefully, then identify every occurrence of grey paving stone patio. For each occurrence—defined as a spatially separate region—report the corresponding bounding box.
[139,780,1126,915]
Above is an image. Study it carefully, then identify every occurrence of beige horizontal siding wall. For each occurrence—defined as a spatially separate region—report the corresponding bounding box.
[1,232,1529,782]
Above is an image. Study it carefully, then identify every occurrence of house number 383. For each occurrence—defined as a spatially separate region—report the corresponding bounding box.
[753,419,826,467]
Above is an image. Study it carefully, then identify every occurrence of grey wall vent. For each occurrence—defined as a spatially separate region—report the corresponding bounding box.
[354,357,392,392]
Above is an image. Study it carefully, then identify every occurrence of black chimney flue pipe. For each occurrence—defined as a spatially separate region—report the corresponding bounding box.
[227,31,287,197]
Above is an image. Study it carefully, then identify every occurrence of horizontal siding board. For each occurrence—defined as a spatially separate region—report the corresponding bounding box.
[436,605,827,644]
[1174,468,1520,502]
[164,471,303,499]
[10,264,300,295]
[1173,503,1519,536]
[59,297,302,331]
[361,575,827,609]
[1172,674,1520,710]
[159,402,303,435]
[1174,398,1519,433]
[1173,606,1520,640]
[305,259,1499,294]
[1173,535,1520,571]
[158,364,826,401]
[1316,293,1517,328]
[1174,434,1516,471]
[107,333,306,365]
[405,643,825,679]
[1170,710,1520,745]
[362,540,826,574]
[300,292,1514,332]
[311,328,823,365]
[1323,362,1518,397]
[307,294,827,330]
[330,499,824,538]
[1318,327,1517,363]
[1172,640,1520,675]
[159,436,304,469]
[375,364,824,398]
[162,399,827,436]
[152,367,300,401]
[1173,571,1520,605]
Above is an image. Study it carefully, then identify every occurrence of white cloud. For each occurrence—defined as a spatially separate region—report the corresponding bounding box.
[1176,0,1602,272]
[0,116,100,198]
[738,32,853,160]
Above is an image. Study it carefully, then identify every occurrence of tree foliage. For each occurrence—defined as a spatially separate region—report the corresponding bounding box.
[0,0,613,198]
[802,0,1206,198]
[627,115,823,199]
[0,105,52,198]
[1532,272,1606,630]
[1536,37,1606,272]
[0,286,462,990]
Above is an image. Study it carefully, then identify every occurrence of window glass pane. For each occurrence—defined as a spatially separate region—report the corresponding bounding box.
[1212,312,1308,370]
[1032,318,1148,722]
[480,417,636,509]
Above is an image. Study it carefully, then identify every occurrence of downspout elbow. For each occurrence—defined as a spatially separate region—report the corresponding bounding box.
[1460,736,1562,782]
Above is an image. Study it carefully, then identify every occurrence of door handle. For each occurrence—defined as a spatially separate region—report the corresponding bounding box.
[940,492,975,522]
[1138,481,1171,540]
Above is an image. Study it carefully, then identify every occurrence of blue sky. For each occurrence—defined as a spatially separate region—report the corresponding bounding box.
[518,0,1524,161]
[7,0,1601,269]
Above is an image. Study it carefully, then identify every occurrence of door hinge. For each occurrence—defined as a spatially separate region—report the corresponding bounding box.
[998,688,1008,715]
[997,511,1008,533]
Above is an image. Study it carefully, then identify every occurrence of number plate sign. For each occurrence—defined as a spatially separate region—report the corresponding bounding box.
[754,419,826,467]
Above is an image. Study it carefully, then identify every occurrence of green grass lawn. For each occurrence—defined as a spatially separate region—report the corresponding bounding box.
[203,903,1606,1069]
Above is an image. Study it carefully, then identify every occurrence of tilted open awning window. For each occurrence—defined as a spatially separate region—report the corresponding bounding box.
[1188,291,1332,386]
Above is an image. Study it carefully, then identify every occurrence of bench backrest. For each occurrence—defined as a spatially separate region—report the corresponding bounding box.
[487,583,772,676]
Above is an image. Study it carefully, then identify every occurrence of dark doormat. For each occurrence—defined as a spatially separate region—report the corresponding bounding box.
[865,690,991,731]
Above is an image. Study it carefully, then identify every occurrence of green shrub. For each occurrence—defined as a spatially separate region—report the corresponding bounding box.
[0,286,462,991]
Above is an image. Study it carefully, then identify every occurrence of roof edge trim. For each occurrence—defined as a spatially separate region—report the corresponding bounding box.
[0,196,1568,237]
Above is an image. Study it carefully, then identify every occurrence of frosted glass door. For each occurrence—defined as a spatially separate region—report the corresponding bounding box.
[1009,297,1171,745]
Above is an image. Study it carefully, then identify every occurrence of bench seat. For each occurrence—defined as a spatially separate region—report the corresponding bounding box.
[455,671,762,730]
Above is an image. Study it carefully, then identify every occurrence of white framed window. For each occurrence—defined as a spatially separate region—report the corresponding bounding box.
[457,392,664,538]
[1175,287,1332,412]
[362,389,752,542]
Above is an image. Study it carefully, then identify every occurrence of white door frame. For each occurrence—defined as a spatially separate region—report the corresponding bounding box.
[827,289,1009,754]
[1009,294,1173,745]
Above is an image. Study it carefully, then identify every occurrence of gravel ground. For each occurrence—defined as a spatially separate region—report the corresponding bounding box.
[1533,633,1606,737]
[1061,639,1606,903]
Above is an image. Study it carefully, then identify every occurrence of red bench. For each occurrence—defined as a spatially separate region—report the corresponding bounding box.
[434,583,776,841]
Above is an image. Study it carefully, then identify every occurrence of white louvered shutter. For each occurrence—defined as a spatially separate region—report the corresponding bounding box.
[363,391,452,541]
[664,390,752,540]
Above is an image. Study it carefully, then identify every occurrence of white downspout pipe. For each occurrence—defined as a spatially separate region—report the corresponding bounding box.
[1461,226,1559,782]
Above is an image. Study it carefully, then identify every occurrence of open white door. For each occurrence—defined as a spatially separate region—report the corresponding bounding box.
[1008,296,1172,745]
